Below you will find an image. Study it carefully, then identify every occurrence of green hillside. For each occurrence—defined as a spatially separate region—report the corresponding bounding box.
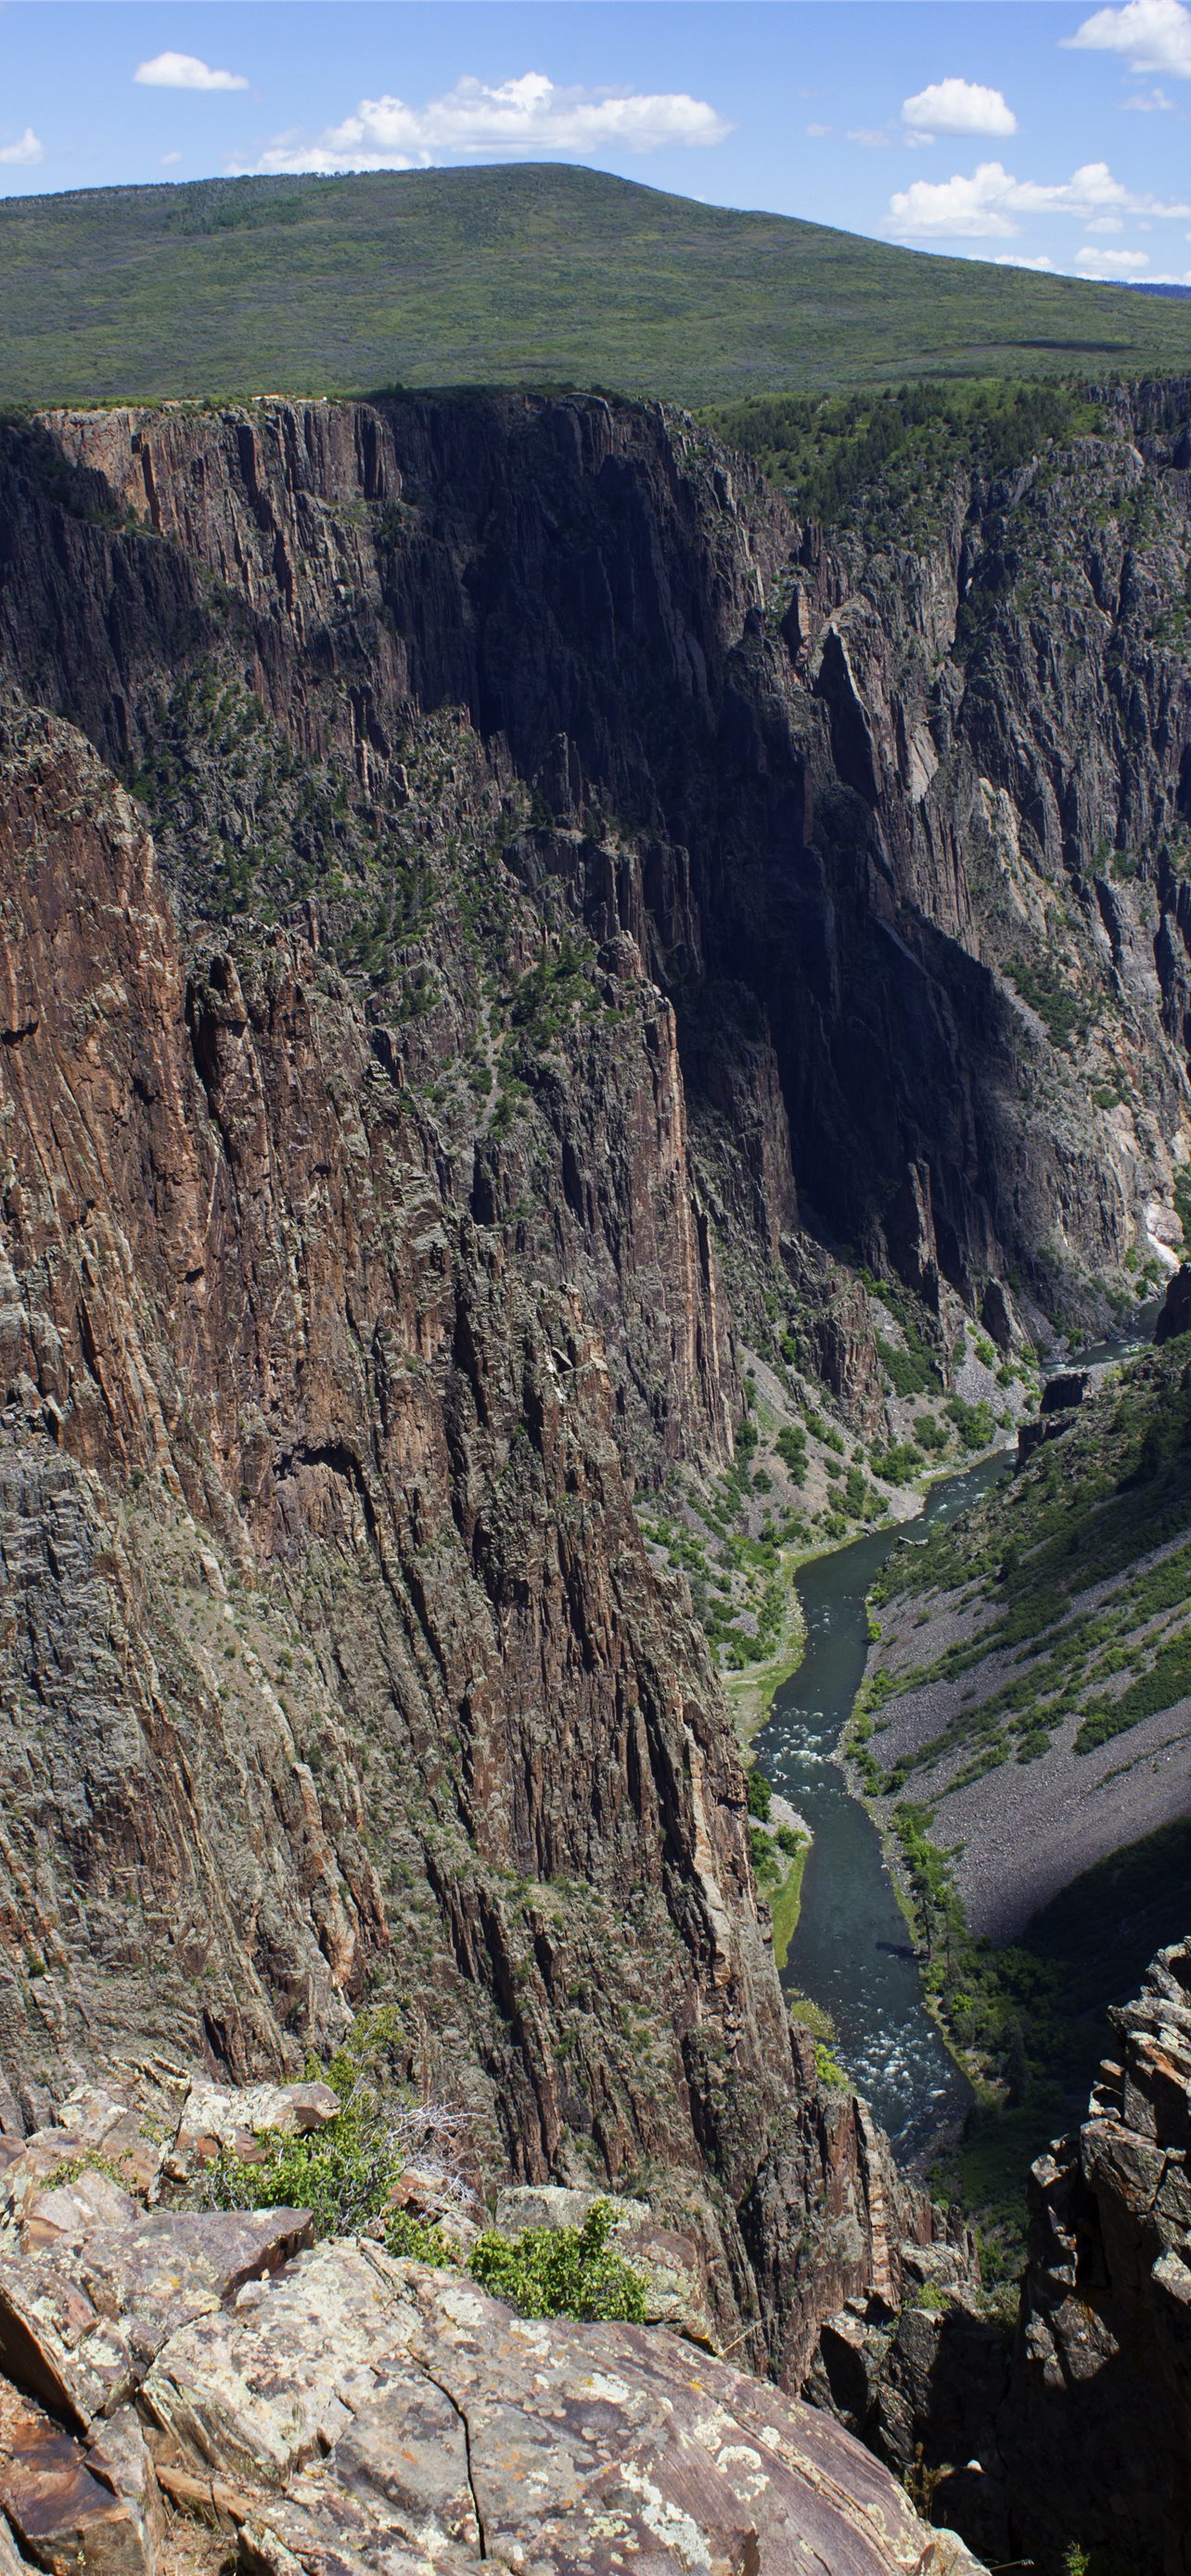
[3,161,1191,408]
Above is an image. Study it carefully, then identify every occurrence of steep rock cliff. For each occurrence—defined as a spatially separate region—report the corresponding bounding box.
[5,388,1188,1346]
[0,384,1186,2396]
[0,684,964,2387]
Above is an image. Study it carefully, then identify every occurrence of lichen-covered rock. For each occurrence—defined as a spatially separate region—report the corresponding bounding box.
[0,2209,314,2429]
[80,2225,992,2575]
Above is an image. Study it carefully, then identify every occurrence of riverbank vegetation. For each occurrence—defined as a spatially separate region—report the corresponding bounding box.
[636,1287,1030,1711]
[866,1337,1191,1792]
[896,1812,1191,2276]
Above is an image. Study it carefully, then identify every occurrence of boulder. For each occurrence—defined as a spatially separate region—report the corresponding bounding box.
[136,2234,984,2576]
[166,2083,341,2180]
[0,2383,154,2576]
[0,2210,314,2429]
[141,2239,422,2482]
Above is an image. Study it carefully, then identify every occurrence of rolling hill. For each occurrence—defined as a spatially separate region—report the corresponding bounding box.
[3,159,1191,407]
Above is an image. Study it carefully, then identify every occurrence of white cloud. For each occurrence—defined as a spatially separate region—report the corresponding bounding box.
[0,127,44,166]
[847,127,893,147]
[888,156,1191,237]
[1075,242,1151,268]
[902,77,1017,136]
[1086,210,1125,227]
[160,150,183,168]
[134,52,250,93]
[1122,82,1178,102]
[992,251,1057,269]
[805,121,832,137]
[1065,0,1191,78]
[249,70,732,173]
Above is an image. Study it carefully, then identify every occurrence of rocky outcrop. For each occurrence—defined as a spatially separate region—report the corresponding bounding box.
[1002,1937,1191,2574]
[0,2097,984,2576]
[809,1938,1191,2572]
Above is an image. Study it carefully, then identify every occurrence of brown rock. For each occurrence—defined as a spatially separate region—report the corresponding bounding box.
[0,2383,151,2576]
[135,2230,983,2576]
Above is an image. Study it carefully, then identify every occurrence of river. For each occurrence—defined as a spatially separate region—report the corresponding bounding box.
[755,1304,1161,2165]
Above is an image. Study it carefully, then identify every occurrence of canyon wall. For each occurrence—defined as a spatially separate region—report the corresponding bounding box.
[0,387,1188,2391]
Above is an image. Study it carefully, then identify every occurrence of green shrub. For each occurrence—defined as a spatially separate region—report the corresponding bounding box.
[202,2107,401,2238]
[946,1394,995,1451]
[384,2208,455,2267]
[873,1440,922,1486]
[467,2199,647,2323]
[202,2006,407,2238]
[774,1425,808,1480]
[877,1337,936,1398]
[749,1822,781,1882]
[747,1767,773,1820]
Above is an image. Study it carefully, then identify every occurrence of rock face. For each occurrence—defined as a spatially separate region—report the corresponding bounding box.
[0,393,1017,2375]
[1002,1937,1191,2575]
[0,383,1186,2395]
[804,1941,1191,2572]
[3,389,1189,1333]
[1156,1260,1191,1342]
[0,2154,984,2576]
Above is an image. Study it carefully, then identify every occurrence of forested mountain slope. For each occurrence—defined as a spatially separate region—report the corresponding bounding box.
[2,162,1191,404]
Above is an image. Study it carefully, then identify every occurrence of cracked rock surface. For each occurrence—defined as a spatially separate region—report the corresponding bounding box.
[0,2172,982,2576]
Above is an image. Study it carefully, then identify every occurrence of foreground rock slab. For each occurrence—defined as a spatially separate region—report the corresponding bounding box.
[0,2205,981,2576]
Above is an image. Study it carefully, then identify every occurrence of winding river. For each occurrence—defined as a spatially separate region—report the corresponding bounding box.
[757,1308,1161,2164]
[757,1457,1009,2162]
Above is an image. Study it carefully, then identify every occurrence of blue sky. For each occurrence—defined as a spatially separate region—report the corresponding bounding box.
[4,1,1191,283]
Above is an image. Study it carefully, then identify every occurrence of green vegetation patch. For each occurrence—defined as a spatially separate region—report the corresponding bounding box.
[770,1839,810,1969]
[900,1800,1191,2279]
[703,380,1102,531]
[468,2199,647,2323]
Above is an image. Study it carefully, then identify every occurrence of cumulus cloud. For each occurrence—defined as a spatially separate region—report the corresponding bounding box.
[992,251,1057,269]
[1065,0,1191,78]
[1122,82,1178,101]
[0,127,44,166]
[134,52,250,93]
[888,156,1191,237]
[805,121,832,137]
[902,77,1017,136]
[1075,241,1151,267]
[249,70,732,173]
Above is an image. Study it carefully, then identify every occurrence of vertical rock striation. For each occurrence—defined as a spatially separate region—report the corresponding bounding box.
[0,382,1187,2394]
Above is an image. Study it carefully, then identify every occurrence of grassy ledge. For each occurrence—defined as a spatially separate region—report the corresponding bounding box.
[769,1840,810,1970]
